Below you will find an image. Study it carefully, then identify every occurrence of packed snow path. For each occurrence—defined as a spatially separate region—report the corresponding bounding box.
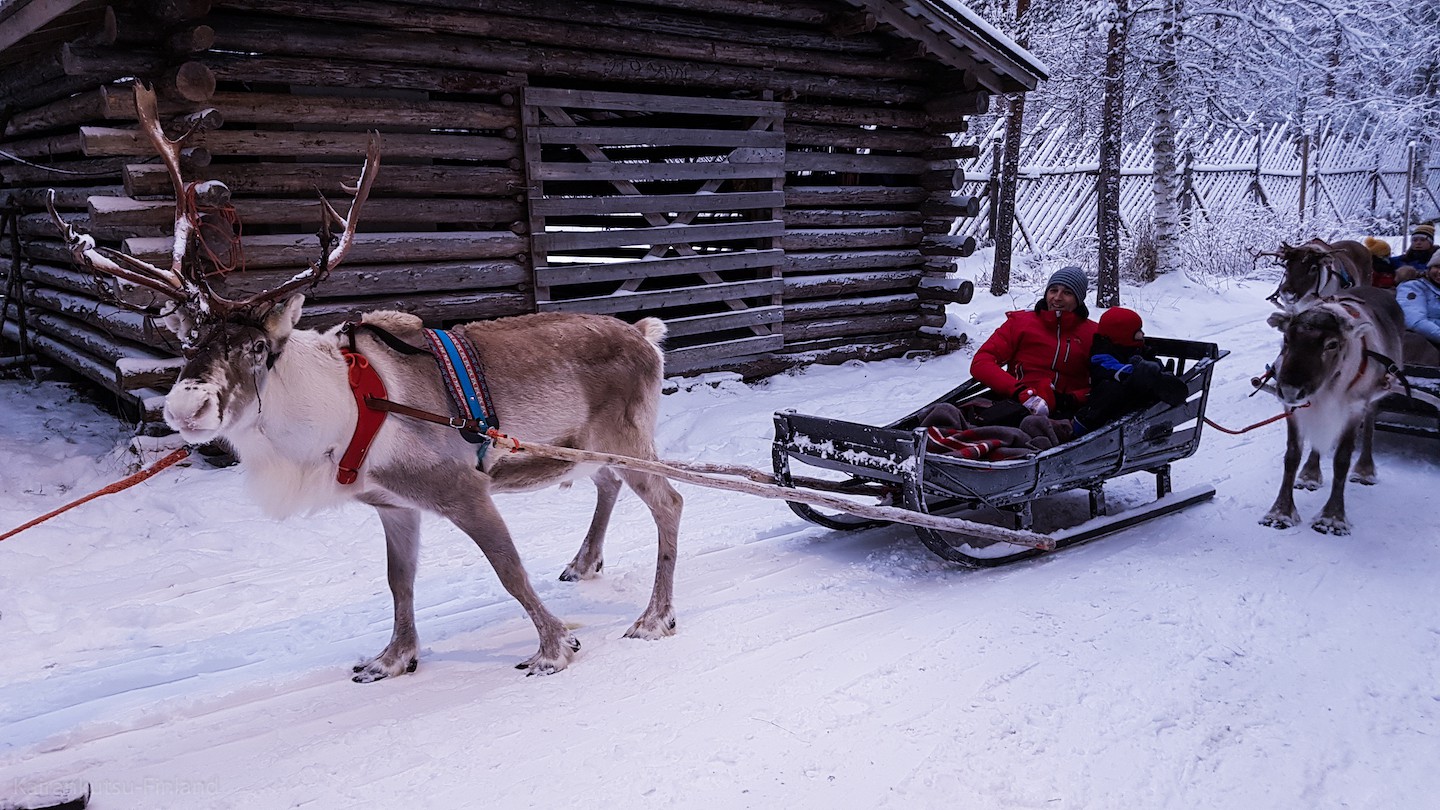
[2,274,1438,808]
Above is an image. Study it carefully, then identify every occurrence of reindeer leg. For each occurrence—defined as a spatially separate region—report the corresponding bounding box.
[353,504,423,683]
[1350,409,1379,485]
[1296,448,1323,490]
[442,493,579,675]
[1314,418,1359,535]
[561,466,622,581]
[615,468,683,640]
[1261,419,1304,529]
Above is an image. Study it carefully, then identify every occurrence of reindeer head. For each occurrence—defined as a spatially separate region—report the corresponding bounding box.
[1264,241,1342,306]
[162,296,304,441]
[47,84,379,443]
[1267,300,1366,405]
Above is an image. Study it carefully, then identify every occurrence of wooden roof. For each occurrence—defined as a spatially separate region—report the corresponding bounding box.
[843,0,1048,94]
[0,0,1047,92]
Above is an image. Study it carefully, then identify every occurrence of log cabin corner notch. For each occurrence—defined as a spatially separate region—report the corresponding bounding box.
[0,0,1046,419]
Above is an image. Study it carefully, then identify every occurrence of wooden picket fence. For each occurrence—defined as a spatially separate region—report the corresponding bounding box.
[955,109,1440,251]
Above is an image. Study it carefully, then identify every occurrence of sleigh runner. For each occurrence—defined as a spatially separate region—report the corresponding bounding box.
[1374,364,1440,439]
[772,337,1228,567]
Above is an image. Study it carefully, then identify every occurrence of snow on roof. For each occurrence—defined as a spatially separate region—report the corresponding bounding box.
[846,0,1049,93]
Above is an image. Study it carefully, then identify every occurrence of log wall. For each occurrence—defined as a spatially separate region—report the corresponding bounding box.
[1,0,995,409]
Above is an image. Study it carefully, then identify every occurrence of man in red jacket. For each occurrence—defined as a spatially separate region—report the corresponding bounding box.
[970,266,1098,420]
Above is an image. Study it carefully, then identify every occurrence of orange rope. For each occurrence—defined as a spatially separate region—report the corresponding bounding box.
[1202,405,1305,436]
[0,447,191,542]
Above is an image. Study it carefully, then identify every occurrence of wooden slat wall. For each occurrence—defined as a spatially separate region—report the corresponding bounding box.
[523,87,787,373]
[2,0,990,396]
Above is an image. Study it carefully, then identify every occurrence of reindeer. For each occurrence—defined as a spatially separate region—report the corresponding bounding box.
[1264,238,1373,306]
[48,86,683,682]
[1261,287,1405,535]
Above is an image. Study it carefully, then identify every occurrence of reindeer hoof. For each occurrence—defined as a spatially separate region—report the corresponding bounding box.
[1293,478,1321,492]
[1350,472,1378,486]
[559,559,603,581]
[1260,511,1301,530]
[624,611,678,640]
[516,634,580,675]
[351,656,418,683]
[1311,516,1351,535]
[352,652,418,683]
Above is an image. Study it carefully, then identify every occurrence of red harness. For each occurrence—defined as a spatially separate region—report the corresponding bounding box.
[337,349,388,485]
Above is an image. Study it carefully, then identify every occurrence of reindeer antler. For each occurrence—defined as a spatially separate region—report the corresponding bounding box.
[202,134,381,314]
[47,83,381,347]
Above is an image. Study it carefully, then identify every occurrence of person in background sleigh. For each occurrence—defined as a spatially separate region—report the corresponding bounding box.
[1069,307,1190,437]
[1363,236,1398,290]
[1397,252,1440,366]
[1394,224,1437,284]
[970,266,1097,427]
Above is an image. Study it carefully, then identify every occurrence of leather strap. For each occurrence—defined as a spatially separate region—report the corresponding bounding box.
[364,395,487,432]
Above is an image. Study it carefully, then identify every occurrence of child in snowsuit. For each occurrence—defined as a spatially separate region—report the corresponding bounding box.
[1070,308,1189,437]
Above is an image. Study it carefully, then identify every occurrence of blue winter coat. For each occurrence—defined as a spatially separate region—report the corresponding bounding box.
[1397,277,1440,344]
[1395,246,1437,274]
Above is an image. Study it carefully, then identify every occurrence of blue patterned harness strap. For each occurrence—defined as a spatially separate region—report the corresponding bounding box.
[423,327,499,464]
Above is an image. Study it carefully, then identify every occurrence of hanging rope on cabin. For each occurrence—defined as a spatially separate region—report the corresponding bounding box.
[0,148,131,176]
[0,447,191,543]
[180,183,244,277]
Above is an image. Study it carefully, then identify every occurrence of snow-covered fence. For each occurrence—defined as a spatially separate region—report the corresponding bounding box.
[957,111,1440,253]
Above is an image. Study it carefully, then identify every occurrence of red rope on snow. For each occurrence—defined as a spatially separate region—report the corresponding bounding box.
[0,447,191,542]
[1202,405,1306,436]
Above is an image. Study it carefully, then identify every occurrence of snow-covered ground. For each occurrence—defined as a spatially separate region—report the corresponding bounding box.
[3,269,1438,809]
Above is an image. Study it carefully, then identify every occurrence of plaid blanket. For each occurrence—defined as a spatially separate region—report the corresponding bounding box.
[925,427,1007,459]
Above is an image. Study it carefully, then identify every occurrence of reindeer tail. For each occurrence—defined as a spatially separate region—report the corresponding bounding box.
[634,317,668,347]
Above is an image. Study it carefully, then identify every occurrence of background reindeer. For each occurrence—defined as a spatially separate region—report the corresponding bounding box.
[1261,287,1404,534]
[1262,238,1378,484]
[50,86,683,682]
[1265,239,1373,306]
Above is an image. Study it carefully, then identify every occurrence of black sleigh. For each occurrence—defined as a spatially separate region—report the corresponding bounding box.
[772,338,1228,567]
[1374,364,1440,439]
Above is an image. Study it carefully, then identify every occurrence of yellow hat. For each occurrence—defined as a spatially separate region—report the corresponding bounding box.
[1414,224,1436,239]
[1363,236,1391,257]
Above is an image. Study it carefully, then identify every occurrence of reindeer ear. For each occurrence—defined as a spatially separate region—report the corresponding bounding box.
[1266,310,1292,331]
[264,295,305,339]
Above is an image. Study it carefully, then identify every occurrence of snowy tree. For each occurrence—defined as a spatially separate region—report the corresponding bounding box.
[1096,0,1129,308]
[971,0,1440,289]
[990,0,1033,297]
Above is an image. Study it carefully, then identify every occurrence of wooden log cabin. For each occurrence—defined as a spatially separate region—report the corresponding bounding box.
[0,0,1045,420]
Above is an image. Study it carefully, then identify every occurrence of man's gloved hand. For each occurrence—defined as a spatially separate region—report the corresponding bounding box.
[1019,388,1049,417]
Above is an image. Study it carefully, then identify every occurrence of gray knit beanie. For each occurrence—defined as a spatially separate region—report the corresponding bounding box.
[1047,266,1088,300]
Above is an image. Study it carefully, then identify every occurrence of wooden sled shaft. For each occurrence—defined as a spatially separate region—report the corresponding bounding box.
[484,432,1056,551]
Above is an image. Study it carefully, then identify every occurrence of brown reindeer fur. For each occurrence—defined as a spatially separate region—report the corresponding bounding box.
[1260,287,1404,535]
[164,300,683,682]
[1272,239,1373,304]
